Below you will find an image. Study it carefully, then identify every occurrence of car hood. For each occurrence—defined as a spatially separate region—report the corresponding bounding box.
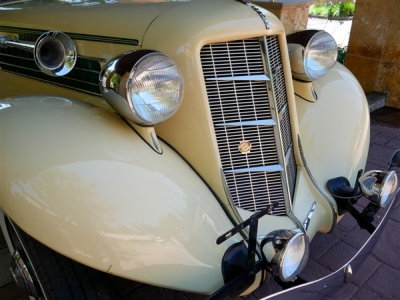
[0,0,191,44]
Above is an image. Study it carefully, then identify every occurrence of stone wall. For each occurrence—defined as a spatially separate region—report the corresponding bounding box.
[254,0,314,33]
[345,0,400,109]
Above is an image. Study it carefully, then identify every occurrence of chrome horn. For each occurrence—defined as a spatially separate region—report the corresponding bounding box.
[0,31,77,76]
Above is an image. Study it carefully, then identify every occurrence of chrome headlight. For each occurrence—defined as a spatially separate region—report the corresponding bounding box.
[287,30,337,81]
[359,170,399,208]
[100,50,184,125]
[261,229,309,282]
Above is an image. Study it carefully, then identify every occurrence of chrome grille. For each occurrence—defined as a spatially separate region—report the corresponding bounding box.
[201,39,265,77]
[201,36,297,215]
[216,126,278,170]
[207,81,271,122]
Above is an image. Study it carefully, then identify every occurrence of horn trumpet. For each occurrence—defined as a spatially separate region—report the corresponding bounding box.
[0,31,77,77]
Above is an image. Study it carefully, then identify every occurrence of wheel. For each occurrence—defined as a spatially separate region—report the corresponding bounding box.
[3,216,118,300]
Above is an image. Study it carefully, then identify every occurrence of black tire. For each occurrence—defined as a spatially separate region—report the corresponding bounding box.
[7,218,118,300]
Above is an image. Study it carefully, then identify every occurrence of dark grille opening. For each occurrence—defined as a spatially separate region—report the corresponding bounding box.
[0,47,101,95]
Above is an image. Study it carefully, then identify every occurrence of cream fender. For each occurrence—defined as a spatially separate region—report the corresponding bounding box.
[296,63,370,198]
[0,95,241,293]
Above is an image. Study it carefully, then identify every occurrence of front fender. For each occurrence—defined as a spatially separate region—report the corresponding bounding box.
[296,63,370,209]
[0,95,241,293]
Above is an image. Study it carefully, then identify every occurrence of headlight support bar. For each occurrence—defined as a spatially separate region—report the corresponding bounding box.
[208,203,278,299]
[327,148,400,235]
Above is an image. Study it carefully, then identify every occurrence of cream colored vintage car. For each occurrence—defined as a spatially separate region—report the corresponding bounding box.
[0,0,399,299]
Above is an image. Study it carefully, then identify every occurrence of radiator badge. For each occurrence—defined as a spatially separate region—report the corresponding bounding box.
[236,0,270,29]
[238,141,252,154]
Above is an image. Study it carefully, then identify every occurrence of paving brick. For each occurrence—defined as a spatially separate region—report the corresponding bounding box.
[351,256,381,287]
[371,219,400,270]
[316,242,358,272]
[371,108,400,124]
[367,144,397,169]
[335,213,358,233]
[371,131,399,147]
[370,128,380,138]
[308,229,346,261]
[386,138,400,150]
[365,161,381,171]
[363,265,400,298]
[352,285,386,300]
[298,258,331,282]
[388,205,400,223]
[342,226,371,250]
[329,282,358,300]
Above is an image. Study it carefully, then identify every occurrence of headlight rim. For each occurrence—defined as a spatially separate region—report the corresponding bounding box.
[261,228,310,282]
[304,30,338,81]
[287,29,338,82]
[277,230,309,281]
[99,49,184,126]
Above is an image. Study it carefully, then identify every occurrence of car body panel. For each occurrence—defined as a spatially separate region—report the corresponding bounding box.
[296,62,370,198]
[0,0,188,45]
[0,95,245,293]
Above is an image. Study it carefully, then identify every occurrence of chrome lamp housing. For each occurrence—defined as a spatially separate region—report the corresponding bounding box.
[99,50,184,126]
[287,30,337,81]
[261,229,309,282]
[0,30,77,77]
[359,170,399,208]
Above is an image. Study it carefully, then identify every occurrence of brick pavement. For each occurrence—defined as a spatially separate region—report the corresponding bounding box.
[0,107,399,300]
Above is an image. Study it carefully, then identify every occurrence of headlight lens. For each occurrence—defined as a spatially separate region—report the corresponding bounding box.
[287,30,337,81]
[99,50,184,125]
[280,232,308,280]
[127,53,183,125]
[261,229,309,282]
[305,31,338,80]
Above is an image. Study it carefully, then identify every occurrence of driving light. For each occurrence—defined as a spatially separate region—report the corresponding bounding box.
[287,30,337,81]
[261,229,309,282]
[359,170,399,208]
[99,50,184,125]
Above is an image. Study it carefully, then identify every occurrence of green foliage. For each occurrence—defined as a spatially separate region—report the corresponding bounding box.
[340,2,355,17]
[337,46,347,64]
[309,2,355,19]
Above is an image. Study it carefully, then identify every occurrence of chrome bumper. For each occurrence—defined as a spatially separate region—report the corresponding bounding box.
[262,191,400,300]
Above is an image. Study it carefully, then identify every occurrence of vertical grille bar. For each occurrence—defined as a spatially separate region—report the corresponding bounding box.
[265,36,297,200]
[200,36,297,216]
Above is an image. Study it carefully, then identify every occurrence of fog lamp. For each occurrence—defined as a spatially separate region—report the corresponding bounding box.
[261,229,309,282]
[359,170,399,208]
